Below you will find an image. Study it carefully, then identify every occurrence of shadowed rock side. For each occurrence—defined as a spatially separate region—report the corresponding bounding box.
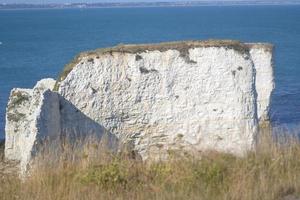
[0,139,4,160]
[58,94,118,152]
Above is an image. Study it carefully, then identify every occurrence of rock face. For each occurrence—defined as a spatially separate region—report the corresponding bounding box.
[56,40,274,159]
[5,79,57,172]
[5,40,274,173]
[5,79,116,174]
[248,44,274,123]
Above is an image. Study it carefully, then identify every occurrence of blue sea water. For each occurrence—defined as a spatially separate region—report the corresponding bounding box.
[0,6,300,139]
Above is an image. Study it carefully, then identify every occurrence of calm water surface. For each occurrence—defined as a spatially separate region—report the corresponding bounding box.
[1,6,300,138]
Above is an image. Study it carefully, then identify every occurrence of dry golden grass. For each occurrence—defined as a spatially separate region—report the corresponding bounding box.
[1,130,300,200]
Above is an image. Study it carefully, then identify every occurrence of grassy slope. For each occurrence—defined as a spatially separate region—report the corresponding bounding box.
[1,132,300,200]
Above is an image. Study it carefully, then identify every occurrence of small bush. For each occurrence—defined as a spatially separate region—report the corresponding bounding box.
[79,162,128,189]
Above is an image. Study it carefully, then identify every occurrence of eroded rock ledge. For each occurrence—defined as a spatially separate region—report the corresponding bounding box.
[5,40,274,174]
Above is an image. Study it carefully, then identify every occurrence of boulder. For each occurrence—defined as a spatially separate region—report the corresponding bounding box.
[5,40,275,173]
[56,40,274,159]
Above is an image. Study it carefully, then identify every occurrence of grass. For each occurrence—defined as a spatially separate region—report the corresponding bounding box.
[1,130,300,200]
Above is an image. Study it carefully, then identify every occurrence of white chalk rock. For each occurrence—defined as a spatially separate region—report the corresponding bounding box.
[57,40,274,159]
[249,44,275,123]
[5,78,57,172]
[5,78,116,174]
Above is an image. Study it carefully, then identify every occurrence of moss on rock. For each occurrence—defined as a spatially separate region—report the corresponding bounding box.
[7,91,30,111]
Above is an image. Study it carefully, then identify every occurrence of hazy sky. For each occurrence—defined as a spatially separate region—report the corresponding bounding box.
[1,0,296,4]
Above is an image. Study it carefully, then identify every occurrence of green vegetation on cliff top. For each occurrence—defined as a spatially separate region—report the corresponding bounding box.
[53,39,273,91]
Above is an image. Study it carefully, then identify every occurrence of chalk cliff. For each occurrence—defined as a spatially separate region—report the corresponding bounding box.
[5,40,274,173]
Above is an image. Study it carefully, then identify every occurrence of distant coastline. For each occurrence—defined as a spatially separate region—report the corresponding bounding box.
[1,1,300,10]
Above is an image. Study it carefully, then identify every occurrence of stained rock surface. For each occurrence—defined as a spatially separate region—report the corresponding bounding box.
[5,40,274,173]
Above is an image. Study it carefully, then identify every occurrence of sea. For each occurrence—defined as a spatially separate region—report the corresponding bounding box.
[0,5,300,139]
